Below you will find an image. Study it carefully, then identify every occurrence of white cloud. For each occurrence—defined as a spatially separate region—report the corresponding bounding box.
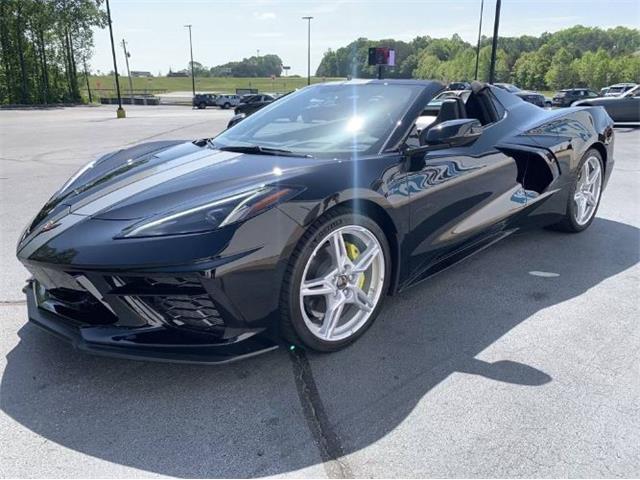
[254,12,277,20]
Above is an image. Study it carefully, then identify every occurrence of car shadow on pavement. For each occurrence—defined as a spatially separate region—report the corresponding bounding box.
[2,218,638,477]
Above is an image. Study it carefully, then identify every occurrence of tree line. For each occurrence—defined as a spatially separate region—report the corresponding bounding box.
[184,54,284,78]
[0,0,106,105]
[316,26,640,90]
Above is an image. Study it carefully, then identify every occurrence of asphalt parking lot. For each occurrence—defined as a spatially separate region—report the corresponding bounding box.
[1,105,639,478]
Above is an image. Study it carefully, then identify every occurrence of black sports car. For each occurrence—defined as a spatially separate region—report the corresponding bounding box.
[16,80,615,364]
[572,85,640,122]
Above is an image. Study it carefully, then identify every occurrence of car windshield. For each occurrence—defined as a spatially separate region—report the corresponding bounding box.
[622,85,640,98]
[211,83,423,158]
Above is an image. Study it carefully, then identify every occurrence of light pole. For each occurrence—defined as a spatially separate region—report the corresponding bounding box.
[184,24,196,100]
[302,16,313,86]
[121,38,134,100]
[105,0,125,118]
[488,0,502,84]
[474,0,484,80]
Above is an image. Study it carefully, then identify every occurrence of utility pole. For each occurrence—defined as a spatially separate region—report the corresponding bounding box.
[121,39,134,100]
[474,0,484,80]
[488,0,501,84]
[105,0,125,117]
[302,16,313,86]
[184,24,196,100]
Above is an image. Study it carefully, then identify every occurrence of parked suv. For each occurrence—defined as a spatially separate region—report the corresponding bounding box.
[552,88,599,107]
[192,93,217,109]
[215,94,241,109]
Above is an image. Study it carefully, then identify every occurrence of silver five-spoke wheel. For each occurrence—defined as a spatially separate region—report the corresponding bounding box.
[573,155,602,226]
[299,225,385,342]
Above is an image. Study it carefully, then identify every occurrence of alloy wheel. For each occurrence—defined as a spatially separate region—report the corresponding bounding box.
[299,225,385,342]
[573,156,602,226]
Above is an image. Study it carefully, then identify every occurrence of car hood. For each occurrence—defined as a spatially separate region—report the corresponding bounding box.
[27,140,322,230]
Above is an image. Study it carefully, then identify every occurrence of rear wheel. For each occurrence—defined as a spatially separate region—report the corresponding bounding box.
[551,149,604,232]
[223,102,231,109]
[280,208,390,352]
[198,102,206,109]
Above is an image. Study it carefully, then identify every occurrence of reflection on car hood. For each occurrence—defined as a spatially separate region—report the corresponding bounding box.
[32,141,322,227]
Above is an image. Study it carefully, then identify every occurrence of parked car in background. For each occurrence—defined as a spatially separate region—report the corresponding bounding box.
[447,81,471,91]
[573,84,640,122]
[603,83,637,97]
[552,88,599,107]
[215,94,241,109]
[234,94,275,116]
[192,93,217,109]
[494,83,546,107]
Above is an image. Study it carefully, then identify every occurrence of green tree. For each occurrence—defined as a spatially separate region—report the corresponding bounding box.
[0,0,105,105]
[572,49,611,89]
[413,53,442,80]
[545,48,578,89]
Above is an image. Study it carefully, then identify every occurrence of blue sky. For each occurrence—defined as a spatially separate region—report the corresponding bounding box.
[93,0,640,76]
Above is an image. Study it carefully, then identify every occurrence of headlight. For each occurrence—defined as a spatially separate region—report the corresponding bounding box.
[119,185,301,238]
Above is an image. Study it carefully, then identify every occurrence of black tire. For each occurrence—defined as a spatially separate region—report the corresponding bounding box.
[198,102,206,109]
[279,207,391,352]
[549,148,604,233]
[223,102,230,109]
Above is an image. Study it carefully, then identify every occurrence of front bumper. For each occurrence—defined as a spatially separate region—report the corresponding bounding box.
[24,280,279,364]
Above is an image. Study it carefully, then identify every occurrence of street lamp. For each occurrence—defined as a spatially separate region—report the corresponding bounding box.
[184,24,196,100]
[105,0,125,118]
[302,16,313,86]
[474,0,484,80]
[488,0,502,84]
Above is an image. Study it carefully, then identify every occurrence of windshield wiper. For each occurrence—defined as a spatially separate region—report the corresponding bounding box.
[215,144,313,158]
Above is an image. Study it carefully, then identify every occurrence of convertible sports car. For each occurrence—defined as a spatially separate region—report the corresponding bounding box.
[16,80,615,364]
[572,84,640,122]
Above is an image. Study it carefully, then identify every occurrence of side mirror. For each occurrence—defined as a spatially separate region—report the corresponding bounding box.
[421,118,482,147]
[226,113,246,129]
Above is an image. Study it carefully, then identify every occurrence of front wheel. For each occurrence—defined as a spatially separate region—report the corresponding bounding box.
[551,149,604,232]
[280,208,390,352]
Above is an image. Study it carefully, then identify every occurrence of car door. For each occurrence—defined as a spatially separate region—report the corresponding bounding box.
[620,89,640,121]
[404,123,526,285]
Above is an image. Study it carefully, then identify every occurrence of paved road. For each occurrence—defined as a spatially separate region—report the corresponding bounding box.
[1,106,639,478]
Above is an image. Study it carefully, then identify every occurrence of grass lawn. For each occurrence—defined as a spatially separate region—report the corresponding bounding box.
[86,75,345,96]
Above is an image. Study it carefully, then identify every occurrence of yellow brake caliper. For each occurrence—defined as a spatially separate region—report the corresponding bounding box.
[345,242,366,289]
